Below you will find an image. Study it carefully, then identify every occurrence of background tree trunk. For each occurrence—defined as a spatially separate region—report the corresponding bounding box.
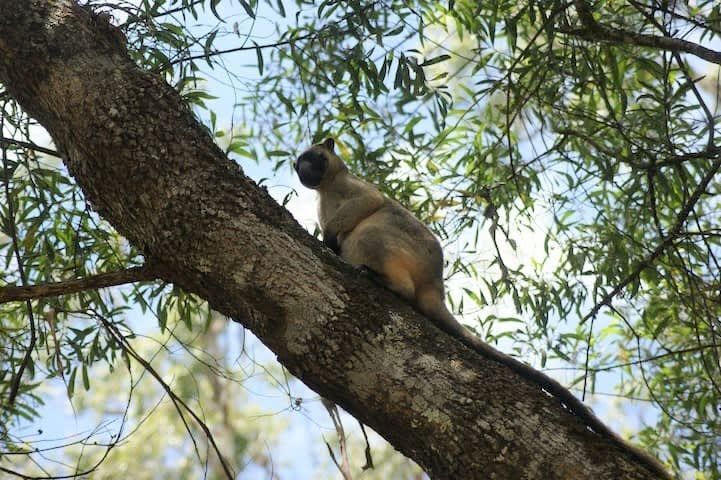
[0,2,662,478]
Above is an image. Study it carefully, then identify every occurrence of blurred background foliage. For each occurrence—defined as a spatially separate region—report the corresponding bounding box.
[1,0,720,477]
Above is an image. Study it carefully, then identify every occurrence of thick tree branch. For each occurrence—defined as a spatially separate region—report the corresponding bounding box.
[0,265,157,304]
[0,2,667,478]
[569,0,721,65]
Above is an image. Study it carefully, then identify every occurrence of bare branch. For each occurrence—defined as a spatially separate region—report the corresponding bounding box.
[0,136,60,157]
[0,265,157,304]
[322,398,354,480]
[568,0,721,65]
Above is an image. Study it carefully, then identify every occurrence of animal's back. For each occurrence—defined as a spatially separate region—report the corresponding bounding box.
[342,196,444,302]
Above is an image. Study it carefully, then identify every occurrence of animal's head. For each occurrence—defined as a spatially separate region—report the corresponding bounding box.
[294,138,347,189]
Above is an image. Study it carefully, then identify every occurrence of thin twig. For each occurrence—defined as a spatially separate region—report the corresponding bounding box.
[165,2,378,69]
[100,317,236,479]
[358,421,374,471]
[322,398,353,480]
[2,106,37,409]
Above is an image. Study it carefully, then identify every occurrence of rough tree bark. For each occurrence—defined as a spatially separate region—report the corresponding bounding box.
[0,2,666,479]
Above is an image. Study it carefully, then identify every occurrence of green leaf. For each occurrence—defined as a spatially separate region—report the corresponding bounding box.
[82,364,90,391]
[420,54,451,67]
[67,368,77,398]
[254,41,264,75]
[239,0,256,18]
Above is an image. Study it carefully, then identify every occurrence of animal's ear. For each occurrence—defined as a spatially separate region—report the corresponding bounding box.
[322,137,335,152]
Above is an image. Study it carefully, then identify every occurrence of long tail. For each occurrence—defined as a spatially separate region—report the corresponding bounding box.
[418,289,670,479]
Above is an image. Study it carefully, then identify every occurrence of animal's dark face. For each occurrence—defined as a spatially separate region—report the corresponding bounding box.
[295,138,338,189]
[294,149,328,189]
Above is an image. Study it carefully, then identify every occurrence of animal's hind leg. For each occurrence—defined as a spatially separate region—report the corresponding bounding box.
[381,256,416,301]
[343,231,416,300]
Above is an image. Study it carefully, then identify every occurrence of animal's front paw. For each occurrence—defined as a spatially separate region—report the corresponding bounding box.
[323,232,340,254]
[354,264,373,275]
[355,264,383,284]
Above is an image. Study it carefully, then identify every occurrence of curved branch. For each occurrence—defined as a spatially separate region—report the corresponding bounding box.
[569,0,721,65]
